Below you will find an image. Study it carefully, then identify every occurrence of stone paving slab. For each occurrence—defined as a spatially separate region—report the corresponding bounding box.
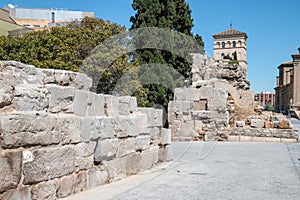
[62,142,300,200]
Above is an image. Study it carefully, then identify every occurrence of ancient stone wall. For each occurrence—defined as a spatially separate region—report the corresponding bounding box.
[168,54,299,142]
[0,61,172,200]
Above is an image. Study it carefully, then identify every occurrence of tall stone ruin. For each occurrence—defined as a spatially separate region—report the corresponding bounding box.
[168,54,298,142]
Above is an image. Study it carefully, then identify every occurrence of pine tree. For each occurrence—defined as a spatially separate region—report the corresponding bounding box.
[130,0,204,110]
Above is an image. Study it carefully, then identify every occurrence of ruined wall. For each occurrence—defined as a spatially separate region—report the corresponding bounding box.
[0,61,172,200]
[168,54,298,141]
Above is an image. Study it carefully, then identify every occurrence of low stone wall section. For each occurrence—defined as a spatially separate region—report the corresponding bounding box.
[0,61,172,200]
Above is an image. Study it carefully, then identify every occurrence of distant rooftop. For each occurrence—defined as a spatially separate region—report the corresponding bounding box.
[213,23,247,39]
[5,6,95,21]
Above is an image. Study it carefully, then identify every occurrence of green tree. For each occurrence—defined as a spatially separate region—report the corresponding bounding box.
[130,0,204,109]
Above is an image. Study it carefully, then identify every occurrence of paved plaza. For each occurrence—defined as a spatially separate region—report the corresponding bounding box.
[63,142,300,200]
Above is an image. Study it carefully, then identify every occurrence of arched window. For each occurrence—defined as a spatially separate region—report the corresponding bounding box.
[227,41,231,48]
[233,41,236,48]
[222,42,225,48]
[216,42,220,48]
[221,53,225,59]
[238,40,242,47]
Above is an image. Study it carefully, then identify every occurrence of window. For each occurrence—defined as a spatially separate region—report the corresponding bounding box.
[51,12,55,23]
[221,53,225,60]
[33,25,40,28]
[216,42,220,48]
[238,40,242,47]
[233,41,236,48]
[221,42,225,48]
[23,24,30,28]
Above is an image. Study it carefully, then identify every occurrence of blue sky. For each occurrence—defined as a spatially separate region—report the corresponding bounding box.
[1,0,300,93]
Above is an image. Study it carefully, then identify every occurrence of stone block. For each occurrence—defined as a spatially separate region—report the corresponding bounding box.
[250,119,265,128]
[0,151,22,193]
[58,114,82,144]
[163,145,174,162]
[161,128,172,145]
[278,118,291,129]
[148,126,161,145]
[129,97,138,113]
[23,146,75,184]
[194,99,208,110]
[88,169,108,188]
[126,153,141,175]
[194,120,203,131]
[114,116,129,138]
[207,97,227,111]
[57,174,76,198]
[104,95,117,116]
[13,84,49,111]
[81,117,95,142]
[280,138,297,143]
[136,135,151,151]
[47,85,74,113]
[74,142,96,171]
[140,147,159,170]
[154,109,164,127]
[52,69,77,87]
[86,92,96,116]
[32,179,59,200]
[0,112,59,148]
[174,88,187,101]
[252,137,266,142]
[73,171,87,193]
[0,73,17,109]
[1,187,31,200]
[104,157,126,181]
[178,121,197,138]
[94,139,118,162]
[1,61,42,85]
[240,136,253,142]
[228,135,240,142]
[118,96,131,115]
[72,72,92,91]
[236,121,245,127]
[95,94,104,116]
[116,138,136,158]
[191,111,211,120]
[101,117,116,139]
[265,121,274,128]
[266,137,281,142]
[74,142,96,158]
[93,116,103,140]
[73,90,88,116]
[127,115,140,137]
[136,113,148,135]
[75,156,93,172]
[138,108,155,127]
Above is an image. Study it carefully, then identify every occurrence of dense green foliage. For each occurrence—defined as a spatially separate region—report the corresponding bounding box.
[0,17,125,72]
[130,0,204,109]
[0,17,150,99]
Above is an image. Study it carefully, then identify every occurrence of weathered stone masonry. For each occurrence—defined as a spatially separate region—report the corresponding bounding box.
[168,54,299,142]
[0,61,172,200]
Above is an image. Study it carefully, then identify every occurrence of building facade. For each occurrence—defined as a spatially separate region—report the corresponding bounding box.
[275,48,300,118]
[212,24,248,74]
[0,8,32,36]
[255,92,275,107]
[5,7,95,30]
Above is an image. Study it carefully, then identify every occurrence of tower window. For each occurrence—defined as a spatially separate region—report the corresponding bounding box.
[221,53,225,59]
[222,42,225,48]
[233,41,236,48]
[51,12,55,23]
